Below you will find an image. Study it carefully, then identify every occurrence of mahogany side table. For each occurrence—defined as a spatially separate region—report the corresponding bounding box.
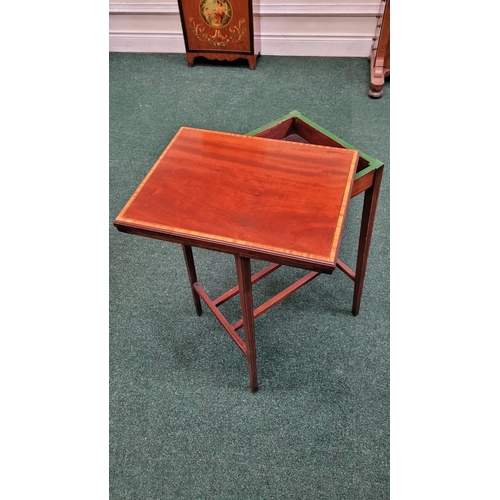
[114,126,359,392]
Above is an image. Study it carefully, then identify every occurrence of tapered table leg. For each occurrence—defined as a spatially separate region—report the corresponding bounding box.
[235,255,258,392]
[182,245,202,316]
[352,166,384,316]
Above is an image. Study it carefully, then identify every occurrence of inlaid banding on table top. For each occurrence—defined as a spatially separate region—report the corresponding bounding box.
[115,127,359,264]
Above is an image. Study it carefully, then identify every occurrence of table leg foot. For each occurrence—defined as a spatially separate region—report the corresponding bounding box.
[235,255,258,392]
[182,245,202,316]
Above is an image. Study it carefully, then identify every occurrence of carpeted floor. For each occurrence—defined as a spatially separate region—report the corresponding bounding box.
[109,52,390,499]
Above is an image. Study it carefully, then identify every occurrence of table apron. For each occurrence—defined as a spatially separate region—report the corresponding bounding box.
[114,223,336,274]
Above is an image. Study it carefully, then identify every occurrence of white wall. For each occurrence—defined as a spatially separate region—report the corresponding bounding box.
[109,0,382,57]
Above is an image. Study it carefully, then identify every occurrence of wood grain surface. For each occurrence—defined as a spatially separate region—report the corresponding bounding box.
[114,127,359,270]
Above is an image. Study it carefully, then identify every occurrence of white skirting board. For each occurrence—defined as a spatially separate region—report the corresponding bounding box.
[109,2,380,57]
[108,32,373,57]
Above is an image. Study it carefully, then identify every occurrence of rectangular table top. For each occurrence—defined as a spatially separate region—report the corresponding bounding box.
[114,127,359,272]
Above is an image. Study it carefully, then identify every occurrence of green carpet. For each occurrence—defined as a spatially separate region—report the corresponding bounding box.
[109,53,390,499]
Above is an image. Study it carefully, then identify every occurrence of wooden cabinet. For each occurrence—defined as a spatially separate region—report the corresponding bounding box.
[177,0,260,69]
[369,0,390,98]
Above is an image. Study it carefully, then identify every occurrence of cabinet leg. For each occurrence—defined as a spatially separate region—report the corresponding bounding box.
[186,53,195,67]
[247,56,257,70]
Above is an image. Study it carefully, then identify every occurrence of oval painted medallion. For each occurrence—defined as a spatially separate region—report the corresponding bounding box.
[200,0,233,28]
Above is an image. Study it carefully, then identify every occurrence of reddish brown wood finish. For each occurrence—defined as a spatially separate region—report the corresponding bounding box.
[114,127,358,273]
[252,118,295,140]
[193,282,247,355]
[252,114,384,316]
[232,270,320,331]
[186,52,257,70]
[182,245,202,316]
[351,170,375,198]
[114,125,361,391]
[214,262,281,307]
[369,0,390,98]
[235,255,258,392]
[336,259,356,281]
[115,224,334,274]
[177,0,259,69]
[352,166,384,315]
[254,117,371,174]
[188,256,321,390]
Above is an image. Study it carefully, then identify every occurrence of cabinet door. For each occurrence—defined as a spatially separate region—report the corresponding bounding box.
[179,0,252,53]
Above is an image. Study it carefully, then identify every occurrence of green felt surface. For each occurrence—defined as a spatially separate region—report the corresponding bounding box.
[110,53,390,499]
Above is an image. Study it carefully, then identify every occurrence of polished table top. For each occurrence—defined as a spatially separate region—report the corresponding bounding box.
[114,127,359,273]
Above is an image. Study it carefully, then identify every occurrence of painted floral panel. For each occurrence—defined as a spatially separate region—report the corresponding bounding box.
[200,0,233,28]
